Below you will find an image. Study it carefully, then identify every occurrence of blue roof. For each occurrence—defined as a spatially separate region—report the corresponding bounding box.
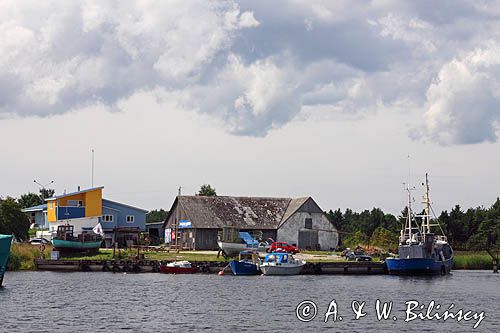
[22,204,47,212]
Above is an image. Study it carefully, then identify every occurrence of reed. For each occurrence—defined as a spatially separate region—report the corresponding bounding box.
[8,243,52,271]
[453,251,492,270]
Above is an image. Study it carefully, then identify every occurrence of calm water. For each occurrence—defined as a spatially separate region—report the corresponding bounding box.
[0,270,498,332]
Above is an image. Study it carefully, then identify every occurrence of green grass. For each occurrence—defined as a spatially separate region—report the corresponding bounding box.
[58,249,226,262]
[453,251,493,270]
[8,243,52,270]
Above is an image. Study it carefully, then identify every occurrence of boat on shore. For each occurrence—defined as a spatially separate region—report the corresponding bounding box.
[260,252,306,275]
[229,250,261,275]
[0,234,13,287]
[386,173,453,275]
[52,225,102,253]
[159,260,198,274]
[217,231,270,257]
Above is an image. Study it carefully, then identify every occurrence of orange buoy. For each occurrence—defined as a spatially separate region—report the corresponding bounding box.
[218,270,225,276]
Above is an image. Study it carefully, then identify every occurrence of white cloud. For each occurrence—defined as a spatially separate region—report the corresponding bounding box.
[1,0,500,144]
[421,41,500,144]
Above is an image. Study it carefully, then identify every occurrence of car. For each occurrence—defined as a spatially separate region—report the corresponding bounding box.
[268,242,299,254]
[344,248,372,261]
[29,238,52,245]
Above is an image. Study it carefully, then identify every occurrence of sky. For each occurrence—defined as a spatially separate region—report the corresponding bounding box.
[1,0,500,215]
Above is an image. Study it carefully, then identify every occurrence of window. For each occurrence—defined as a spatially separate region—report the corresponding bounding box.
[102,215,113,222]
[67,200,84,207]
[305,218,312,229]
[126,215,134,223]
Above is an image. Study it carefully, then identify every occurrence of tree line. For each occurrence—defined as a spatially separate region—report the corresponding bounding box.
[325,198,500,251]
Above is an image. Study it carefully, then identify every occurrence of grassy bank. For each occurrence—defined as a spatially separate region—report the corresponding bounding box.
[453,251,493,270]
[8,243,53,271]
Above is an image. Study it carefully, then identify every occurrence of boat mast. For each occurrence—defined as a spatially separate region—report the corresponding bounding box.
[405,183,413,242]
[422,173,431,234]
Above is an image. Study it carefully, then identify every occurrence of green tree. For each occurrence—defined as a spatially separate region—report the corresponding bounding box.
[17,192,43,209]
[146,209,169,223]
[0,197,30,241]
[39,188,55,200]
[198,184,217,196]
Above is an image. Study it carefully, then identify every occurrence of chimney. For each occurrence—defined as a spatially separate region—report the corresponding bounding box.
[78,185,81,191]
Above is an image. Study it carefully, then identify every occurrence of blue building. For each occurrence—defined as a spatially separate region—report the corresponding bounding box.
[100,198,148,248]
[23,187,148,248]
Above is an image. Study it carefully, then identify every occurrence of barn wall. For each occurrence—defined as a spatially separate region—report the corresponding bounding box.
[277,212,338,251]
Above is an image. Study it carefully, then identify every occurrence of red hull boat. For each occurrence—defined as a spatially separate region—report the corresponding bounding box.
[159,261,198,274]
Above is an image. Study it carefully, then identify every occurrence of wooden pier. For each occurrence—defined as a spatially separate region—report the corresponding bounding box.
[34,259,387,274]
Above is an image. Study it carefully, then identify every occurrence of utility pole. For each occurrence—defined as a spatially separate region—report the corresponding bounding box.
[91,148,95,188]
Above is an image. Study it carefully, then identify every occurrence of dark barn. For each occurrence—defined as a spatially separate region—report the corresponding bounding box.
[163,195,338,251]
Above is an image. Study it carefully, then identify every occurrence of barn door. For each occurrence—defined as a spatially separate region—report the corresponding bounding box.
[298,230,318,250]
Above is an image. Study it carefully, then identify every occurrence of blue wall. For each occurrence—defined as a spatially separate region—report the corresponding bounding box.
[57,207,85,220]
[100,199,146,231]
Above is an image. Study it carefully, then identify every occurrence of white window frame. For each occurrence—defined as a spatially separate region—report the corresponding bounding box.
[102,215,113,222]
[126,215,135,223]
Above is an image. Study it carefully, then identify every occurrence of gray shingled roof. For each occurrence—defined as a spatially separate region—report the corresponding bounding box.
[168,195,311,229]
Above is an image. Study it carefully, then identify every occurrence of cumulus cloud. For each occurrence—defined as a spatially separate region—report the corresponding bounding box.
[1,0,500,143]
[421,42,500,144]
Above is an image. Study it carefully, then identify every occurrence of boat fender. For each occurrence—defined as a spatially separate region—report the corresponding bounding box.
[102,264,111,272]
[112,265,121,273]
[138,260,144,266]
[122,265,130,273]
[149,260,156,267]
[119,260,125,266]
[132,265,141,273]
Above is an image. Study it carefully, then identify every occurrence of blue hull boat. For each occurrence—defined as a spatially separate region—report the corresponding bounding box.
[230,260,260,275]
[230,250,261,275]
[387,173,453,276]
[386,257,453,275]
[0,234,13,287]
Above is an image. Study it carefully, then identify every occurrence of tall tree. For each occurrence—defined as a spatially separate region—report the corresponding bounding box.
[17,192,43,209]
[0,197,30,241]
[39,188,55,200]
[198,184,217,196]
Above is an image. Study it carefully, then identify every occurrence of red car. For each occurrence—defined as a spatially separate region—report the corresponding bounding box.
[268,242,299,254]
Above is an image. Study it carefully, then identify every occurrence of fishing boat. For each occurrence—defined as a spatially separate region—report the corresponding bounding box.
[0,234,13,287]
[52,225,102,253]
[217,231,270,257]
[260,252,306,275]
[229,250,261,275]
[159,260,198,274]
[386,173,453,275]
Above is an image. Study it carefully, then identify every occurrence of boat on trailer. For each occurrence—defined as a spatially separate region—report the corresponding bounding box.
[0,234,13,287]
[52,225,102,253]
[386,173,453,275]
[217,231,270,257]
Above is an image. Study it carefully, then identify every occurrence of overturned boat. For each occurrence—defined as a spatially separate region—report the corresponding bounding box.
[217,231,270,257]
